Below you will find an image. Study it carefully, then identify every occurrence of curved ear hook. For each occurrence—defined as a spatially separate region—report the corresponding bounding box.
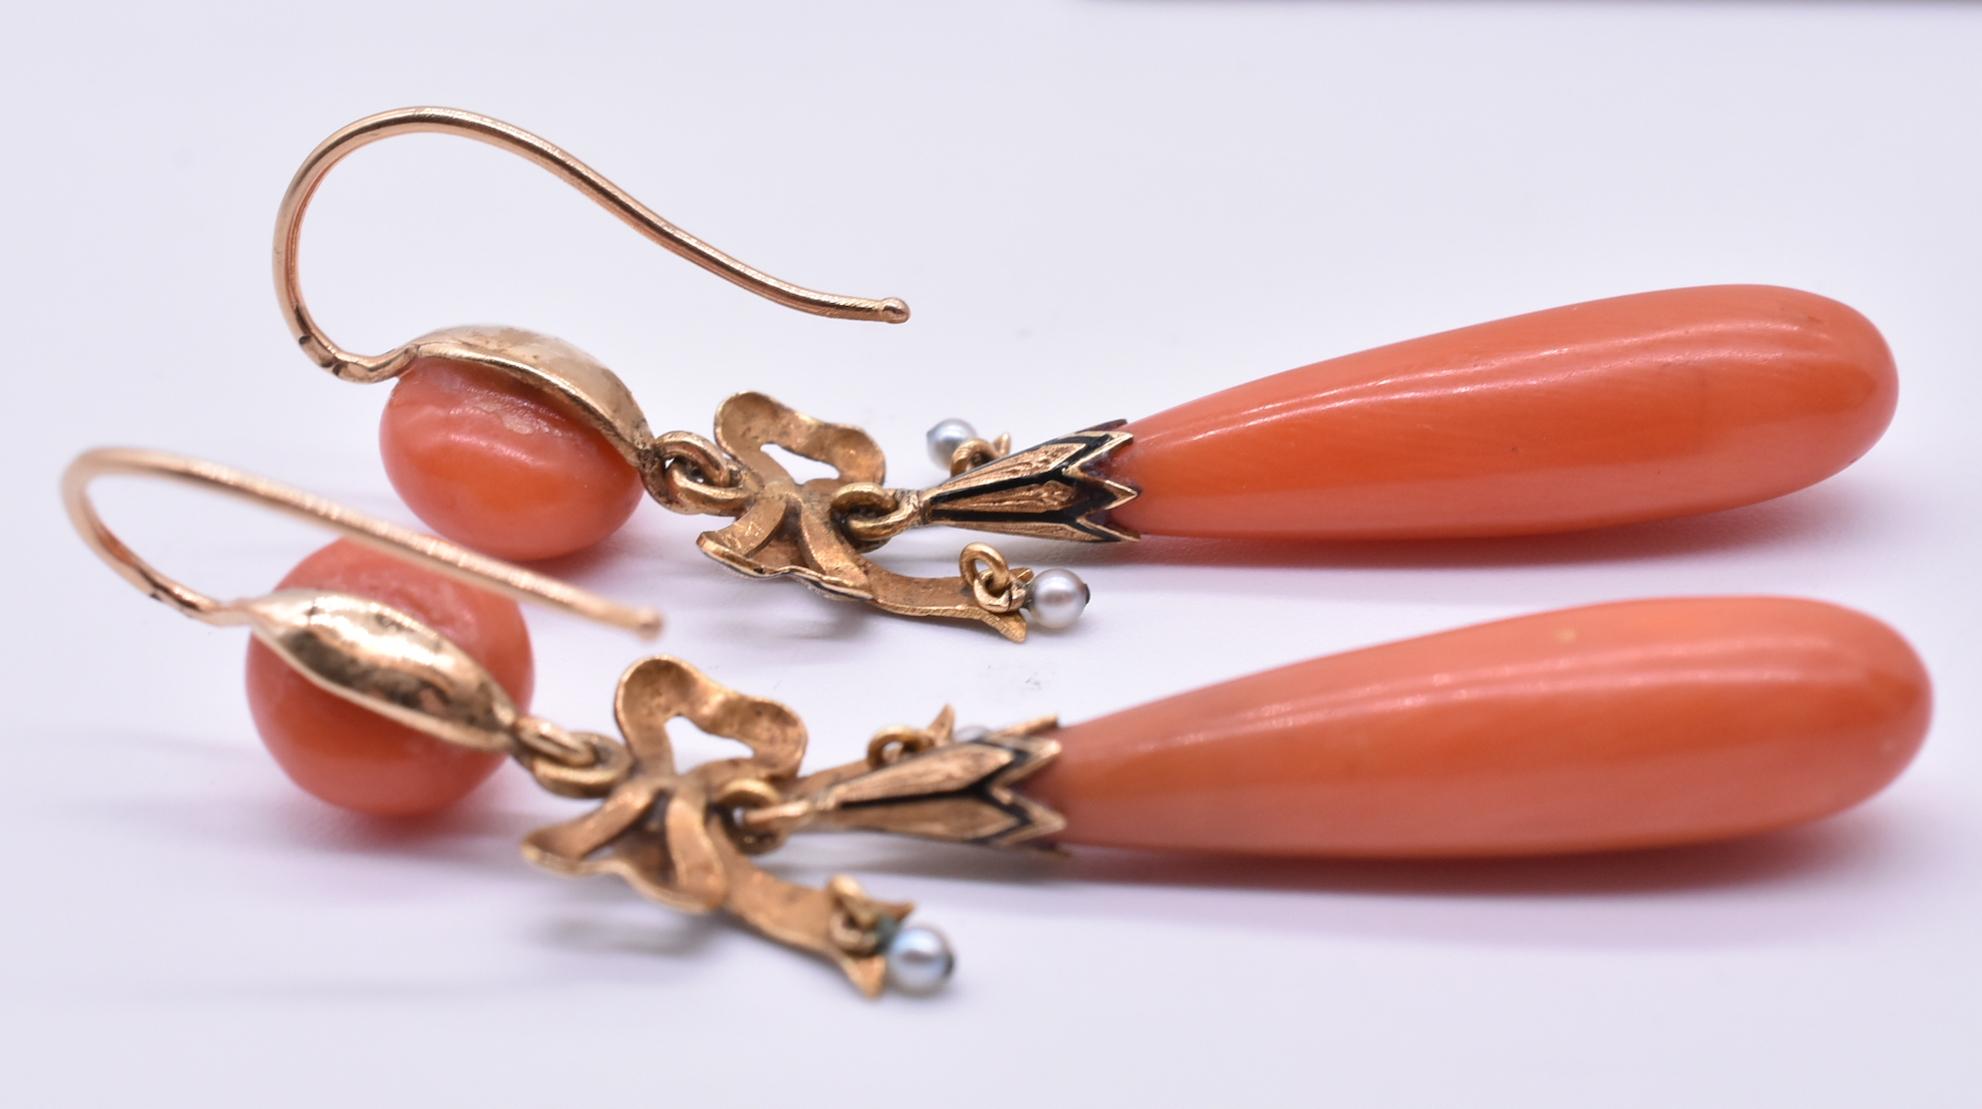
[62,447,663,637]
[273,105,911,383]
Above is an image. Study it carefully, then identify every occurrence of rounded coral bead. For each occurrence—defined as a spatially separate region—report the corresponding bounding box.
[379,357,644,561]
[244,538,535,816]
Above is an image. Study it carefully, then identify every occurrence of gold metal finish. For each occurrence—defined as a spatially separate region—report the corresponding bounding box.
[946,434,1013,477]
[274,106,907,383]
[677,396,1138,640]
[63,448,661,636]
[241,589,526,753]
[524,656,1062,995]
[919,423,1139,542]
[750,708,1065,848]
[686,393,1044,639]
[67,451,1065,994]
[64,448,658,764]
[395,327,661,471]
[275,107,1143,639]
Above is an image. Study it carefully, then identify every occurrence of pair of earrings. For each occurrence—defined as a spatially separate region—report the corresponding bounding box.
[67,107,1932,997]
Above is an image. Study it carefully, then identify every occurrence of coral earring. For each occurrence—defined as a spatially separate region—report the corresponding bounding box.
[1109,286,1897,539]
[380,357,645,561]
[1030,597,1929,856]
[244,538,536,816]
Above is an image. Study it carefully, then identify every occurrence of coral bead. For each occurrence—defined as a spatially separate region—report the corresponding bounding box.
[1031,598,1929,856]
[244,538,535,816]
[379,357,644,561]
[1110,286,1897,539]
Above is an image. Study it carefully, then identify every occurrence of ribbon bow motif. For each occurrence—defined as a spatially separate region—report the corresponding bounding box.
[522,656,909,993]
[691,392,1032,638]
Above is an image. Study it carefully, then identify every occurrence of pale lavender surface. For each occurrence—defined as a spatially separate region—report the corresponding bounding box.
[3,2,1978,1106]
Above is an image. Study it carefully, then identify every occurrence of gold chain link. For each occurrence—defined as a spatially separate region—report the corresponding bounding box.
[945,435,1009,476]
[825,875,885,956]
[959,542,1028,614]
[711,775,793,856]
[834,483,922,547]
[509,717,634,798]
[642,431,749,516]
[865,723,941,767]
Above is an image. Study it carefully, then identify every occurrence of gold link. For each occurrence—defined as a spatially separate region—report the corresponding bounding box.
[512,716,596,765]
[946,433,1011,476]
[959,542,1029,614]
[834,483,922,547]
[511,719,635,799]
[825,876,885,956]
[644,431,750,516]
[713,776,791,856]
[865,723,939,768]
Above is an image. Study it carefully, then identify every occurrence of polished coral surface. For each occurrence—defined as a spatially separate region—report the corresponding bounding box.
[380,357,644,561]
[244,539,535,816]
[1030,598,1929,856]
[1110,286,1897,539]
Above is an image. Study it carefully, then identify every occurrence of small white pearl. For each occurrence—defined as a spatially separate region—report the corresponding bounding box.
[952,725,991,744]
[925,418,979,468]
[884,924,955,995]
[1026,568,1089,631]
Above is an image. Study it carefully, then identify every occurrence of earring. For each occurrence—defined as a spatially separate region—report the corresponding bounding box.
[275,107,1899,640]
[66,447,1931,995]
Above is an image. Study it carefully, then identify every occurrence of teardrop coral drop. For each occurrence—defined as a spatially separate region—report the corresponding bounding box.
[244,538,535,816]
[380,357,644,561]
[1028,598,1929,856]
[1109,286,1896,539]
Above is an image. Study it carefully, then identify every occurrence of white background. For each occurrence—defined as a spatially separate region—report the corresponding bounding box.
[5,2,1979,1105]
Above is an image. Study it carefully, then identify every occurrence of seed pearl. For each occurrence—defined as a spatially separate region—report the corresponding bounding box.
[925,417,979,468]
[884,924,955,996]
[1026,568,1090,631]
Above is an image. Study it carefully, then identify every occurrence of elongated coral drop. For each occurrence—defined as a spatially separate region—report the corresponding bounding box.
[1109,286,1896,538]
[1029,598,1928,856]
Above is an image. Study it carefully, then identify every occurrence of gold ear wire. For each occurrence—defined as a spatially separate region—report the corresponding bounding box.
[272,105,910,383]
[62,447,662,637]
